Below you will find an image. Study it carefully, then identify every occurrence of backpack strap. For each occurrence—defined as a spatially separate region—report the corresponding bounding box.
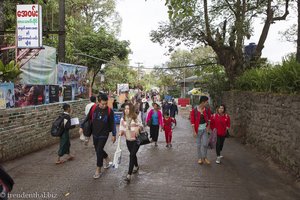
[89,104,97,121]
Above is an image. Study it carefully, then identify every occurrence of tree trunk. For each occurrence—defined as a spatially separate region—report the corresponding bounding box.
[213,46,242,88]
[297,0,300,63]
[0,0,4,46]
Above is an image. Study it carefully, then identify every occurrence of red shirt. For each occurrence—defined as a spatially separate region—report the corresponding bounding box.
[163,117,176,133]
[210,113,231,137]
[190,107,211,133]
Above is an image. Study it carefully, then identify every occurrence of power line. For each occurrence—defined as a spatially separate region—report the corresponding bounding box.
[74,52,217,70]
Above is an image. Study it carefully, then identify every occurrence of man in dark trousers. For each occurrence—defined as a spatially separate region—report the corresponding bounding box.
[87,93,116,179]
[170,99,178,118]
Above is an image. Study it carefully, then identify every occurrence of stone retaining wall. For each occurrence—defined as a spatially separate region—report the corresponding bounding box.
[0,100,89,162]
[222,91,300,176]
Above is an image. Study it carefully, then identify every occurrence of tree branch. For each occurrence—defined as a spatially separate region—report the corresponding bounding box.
[273,0,289,21]
[204,0,212,40]
[224,0,237,16]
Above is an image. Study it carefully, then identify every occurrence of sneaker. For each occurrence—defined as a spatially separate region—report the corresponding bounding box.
[216,157,221,164]
[169,144,172,148]
[104,161,112,169]
[198,159,203,164]
[219,155,224,158]
[133,166,139,174]
[204,158,211,164]
[166,144,169,148]
[80,134,86,141]
[155,142,158,147]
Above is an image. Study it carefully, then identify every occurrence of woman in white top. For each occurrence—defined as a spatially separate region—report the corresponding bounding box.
[119,102,143,182]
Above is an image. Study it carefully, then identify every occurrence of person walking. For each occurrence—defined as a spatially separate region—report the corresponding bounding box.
[146,102,163,147]
[0,165,14,200]
[163,112,176,148]
[119,103,143,182]
[190,96,212,165]
[85,93,116,179]
[79,96,96,142]
[56,103,76,164]
[210,104,231,164]
[170,99,178,118]
[139,98,149,126]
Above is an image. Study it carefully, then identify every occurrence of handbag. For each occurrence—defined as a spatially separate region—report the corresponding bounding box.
[226,129,230,138]
[147,118,152,127]
[137,131,150,145]
[82,115,92,137]
[112,136,122,168]
[208,128,217,149]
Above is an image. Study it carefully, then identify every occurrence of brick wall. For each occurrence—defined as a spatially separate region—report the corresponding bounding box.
[0,100,89,162]
[222,91,300,176]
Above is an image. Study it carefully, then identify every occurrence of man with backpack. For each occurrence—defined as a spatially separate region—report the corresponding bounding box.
[56,103,76,164]
[84,93,117,179]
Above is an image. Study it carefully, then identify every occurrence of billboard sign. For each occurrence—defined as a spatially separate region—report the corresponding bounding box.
[17,4,42,48]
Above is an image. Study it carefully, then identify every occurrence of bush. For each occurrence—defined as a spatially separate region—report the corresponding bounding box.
[235,55,300,94]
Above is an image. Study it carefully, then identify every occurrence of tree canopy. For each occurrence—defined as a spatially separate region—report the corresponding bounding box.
[151,0,291,87]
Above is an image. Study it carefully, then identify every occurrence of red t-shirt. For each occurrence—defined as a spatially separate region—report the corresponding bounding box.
[163,117,176,133]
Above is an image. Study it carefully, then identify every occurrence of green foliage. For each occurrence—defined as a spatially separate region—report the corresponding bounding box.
[235,55,300,94]
[195,65,229,107]
[101,57,138,92]
[0,60,22,82]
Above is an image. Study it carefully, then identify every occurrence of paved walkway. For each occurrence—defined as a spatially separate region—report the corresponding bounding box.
[2,115,300,200]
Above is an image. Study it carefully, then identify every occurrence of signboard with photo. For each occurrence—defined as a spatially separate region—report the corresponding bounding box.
[57,63,88,99]
[14,84,45,107]
[117,84,129,95]
[45,85,59,104]
[62,85,72,102]
[0,83,15,109]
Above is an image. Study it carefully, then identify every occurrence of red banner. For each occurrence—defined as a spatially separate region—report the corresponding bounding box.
[178,98,190,107]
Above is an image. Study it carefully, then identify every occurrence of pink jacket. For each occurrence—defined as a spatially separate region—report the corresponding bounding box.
[146,109,163,126]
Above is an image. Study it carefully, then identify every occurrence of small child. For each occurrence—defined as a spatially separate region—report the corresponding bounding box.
[56,103,76,164]
[163,112,176,148]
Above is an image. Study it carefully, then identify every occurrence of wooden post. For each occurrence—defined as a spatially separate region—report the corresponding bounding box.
[58,0,65,62]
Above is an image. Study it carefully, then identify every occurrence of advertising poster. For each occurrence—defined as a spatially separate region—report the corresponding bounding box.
[45,85,59,104]
[62,85,72,102]
[57,63,88,99]
[0,83,15,109]
[117,83,129,95]
[14,84,45,107]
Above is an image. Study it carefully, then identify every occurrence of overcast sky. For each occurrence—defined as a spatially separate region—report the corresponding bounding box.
[116,0,297,67]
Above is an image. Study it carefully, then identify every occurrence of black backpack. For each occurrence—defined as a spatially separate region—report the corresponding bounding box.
[51,114,65,137]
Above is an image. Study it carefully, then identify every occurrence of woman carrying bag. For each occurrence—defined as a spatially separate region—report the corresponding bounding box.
[146,102,163,147]
[119,103,143,182]
[210,104,231,164]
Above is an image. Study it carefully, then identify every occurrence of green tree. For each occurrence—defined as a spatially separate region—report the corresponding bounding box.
[151,0,291,87]
[75,28,130,88]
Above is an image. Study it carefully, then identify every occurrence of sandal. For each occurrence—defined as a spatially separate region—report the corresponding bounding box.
[55,160,65,165]
[93,173,102,179]
[67,156,75,161]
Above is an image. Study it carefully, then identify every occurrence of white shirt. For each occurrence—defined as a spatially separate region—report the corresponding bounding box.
[85,102,95,116]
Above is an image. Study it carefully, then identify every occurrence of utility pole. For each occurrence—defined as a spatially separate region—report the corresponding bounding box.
[58,0,65,62]
[135,62,143,81]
